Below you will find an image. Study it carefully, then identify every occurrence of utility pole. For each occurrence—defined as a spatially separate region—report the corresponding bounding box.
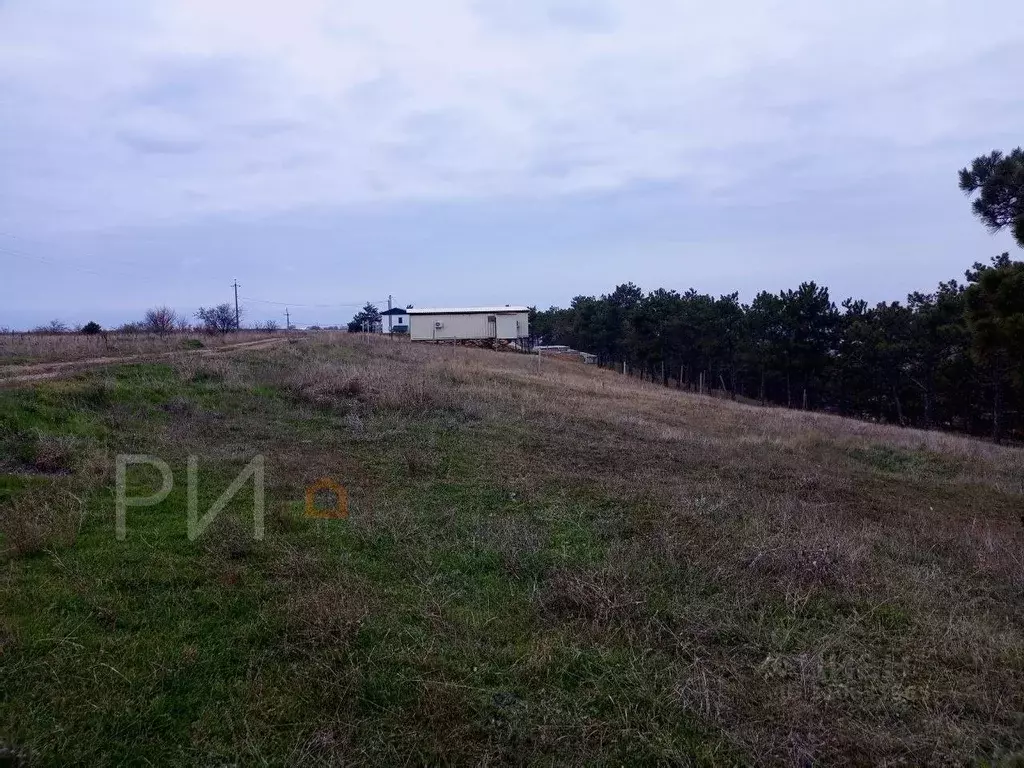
[387,294,393,333]
[232,280,241,330]
[285,307,290,330]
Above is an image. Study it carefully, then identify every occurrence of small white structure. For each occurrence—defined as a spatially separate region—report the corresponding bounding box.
[408,306,530,342]
[380,307,409,333]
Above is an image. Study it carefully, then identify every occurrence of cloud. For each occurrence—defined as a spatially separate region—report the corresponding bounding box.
[473,0,618,34]
[117,133,203,155]
[0,0,1022,233]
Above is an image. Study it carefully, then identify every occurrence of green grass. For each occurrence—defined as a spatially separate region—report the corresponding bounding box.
[1,337,1022,765]
[0,351,729,766]
[849,443,958,478]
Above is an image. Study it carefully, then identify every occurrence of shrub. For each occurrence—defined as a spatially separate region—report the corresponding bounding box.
[81,321,102,335]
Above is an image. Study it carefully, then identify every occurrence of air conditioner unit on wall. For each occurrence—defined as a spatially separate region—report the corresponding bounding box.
[434,321,444,329]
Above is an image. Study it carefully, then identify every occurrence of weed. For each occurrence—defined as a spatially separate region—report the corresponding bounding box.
[538,564,648,627]
[201,515,259,561]
[189,366,224,384]
[0,488,84,557]
[282,582,372,653]
[29,433,79,474]
[402,446,434,477]
[0,618,16,655]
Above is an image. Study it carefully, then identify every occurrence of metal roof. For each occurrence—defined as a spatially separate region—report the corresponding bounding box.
[406,306,530,315]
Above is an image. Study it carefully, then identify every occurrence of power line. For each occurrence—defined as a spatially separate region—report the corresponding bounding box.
[0,233,390,316]
[0,242,210,293]
[0,233,170,279]
[0,243,160,281]
[241,296,388,308]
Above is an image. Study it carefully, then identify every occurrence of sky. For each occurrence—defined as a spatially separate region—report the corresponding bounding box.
[1,0,1021,329]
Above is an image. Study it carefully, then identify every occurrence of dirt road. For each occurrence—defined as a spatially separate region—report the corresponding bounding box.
[0,337,284,385]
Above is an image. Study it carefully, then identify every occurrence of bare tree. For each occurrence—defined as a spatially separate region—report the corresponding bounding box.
[143,306,179,335]
[258,319,279,333]
[195,304,237,334]
[32,319,68,334]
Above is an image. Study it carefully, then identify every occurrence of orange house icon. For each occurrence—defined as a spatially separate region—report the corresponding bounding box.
[305,478,348,519]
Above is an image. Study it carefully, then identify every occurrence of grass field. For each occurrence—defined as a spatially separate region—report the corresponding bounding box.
[1,334,1022,765]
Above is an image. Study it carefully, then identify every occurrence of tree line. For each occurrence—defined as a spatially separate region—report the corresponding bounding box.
[532,149,1024,442]
[15,304,282,336]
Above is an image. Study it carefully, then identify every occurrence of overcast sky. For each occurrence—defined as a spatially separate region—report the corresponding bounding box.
[1,0,1021,328]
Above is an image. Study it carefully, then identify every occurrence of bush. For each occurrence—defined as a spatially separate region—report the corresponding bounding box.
[81,321,102,335]
[143,306,179,335]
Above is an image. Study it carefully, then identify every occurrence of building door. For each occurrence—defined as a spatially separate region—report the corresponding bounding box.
[487,315,497,338]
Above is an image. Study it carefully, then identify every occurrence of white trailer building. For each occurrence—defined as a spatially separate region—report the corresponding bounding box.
[407,306,530,342]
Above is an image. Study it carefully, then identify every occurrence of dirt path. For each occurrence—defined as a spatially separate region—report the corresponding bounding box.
[0,337,285,385]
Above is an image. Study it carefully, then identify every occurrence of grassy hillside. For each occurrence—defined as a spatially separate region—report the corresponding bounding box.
[1,334,1022,765]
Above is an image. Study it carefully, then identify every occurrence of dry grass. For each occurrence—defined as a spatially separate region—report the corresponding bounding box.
[281,582,373,653]
[0,330,277,367]
[22,432,79,474]
[0,488,85,558]
[200,515,261,561]
[3,332,1022,765]
[260,334,1024,763]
